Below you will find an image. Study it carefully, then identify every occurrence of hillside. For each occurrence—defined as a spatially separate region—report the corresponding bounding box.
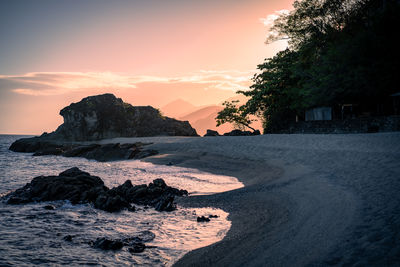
[161,99,197,118]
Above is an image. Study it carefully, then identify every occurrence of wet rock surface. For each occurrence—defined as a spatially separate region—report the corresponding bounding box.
[3,167,187,213]
[92,238,124,250]
[197,216,210,222]
[89,231,156,253]
[9,139,158,162]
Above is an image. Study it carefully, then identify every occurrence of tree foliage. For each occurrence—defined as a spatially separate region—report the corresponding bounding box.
[217,0,400,133]
[216,100,256,131]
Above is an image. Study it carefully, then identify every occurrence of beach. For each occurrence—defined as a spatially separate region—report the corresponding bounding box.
[103,132,400,266]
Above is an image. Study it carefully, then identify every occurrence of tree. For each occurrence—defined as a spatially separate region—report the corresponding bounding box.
[216,100,256,131]
[217,0,400,133]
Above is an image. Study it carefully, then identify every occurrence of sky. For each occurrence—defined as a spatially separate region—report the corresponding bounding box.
[0,0,293,134]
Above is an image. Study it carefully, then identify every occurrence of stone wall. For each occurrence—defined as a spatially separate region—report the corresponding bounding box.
[275,116,400,134]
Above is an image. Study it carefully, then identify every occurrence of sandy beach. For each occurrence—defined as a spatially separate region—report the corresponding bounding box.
[101,133,400,266]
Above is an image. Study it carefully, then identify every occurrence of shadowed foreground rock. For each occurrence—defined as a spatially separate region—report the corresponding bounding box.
[9,139,158,162]
[4,167,188,212]
[90,231,156,253]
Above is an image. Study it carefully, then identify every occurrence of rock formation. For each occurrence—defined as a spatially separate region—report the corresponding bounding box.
[223,129,261,136]
[4,167,188,212]
[52,93,198,140]
[9,93,198,159]
[203,129,220,136]
[9,140,158,162]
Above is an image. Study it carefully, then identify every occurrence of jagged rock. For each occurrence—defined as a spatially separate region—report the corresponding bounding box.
[4,167,187,213]
[6,168,105,205]
[92,238,124,250]
[128,243,146,253]
[136,231,156,242]
[11,141,158,162]
[63,235,73,242]
[204,129,220,137]
[91,232,155,253]
[197,216,210,222]
[94,193,131,212]
[9,93,198,160]
[154,195,176,212]
[54,93,198,140]
[208,215,219,218]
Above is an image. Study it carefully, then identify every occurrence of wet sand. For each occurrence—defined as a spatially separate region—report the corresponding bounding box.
[103,133,400,266]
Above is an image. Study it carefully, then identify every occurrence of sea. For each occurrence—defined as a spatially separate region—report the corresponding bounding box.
[0,135,243,266]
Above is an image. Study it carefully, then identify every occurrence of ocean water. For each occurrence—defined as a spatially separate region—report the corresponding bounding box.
[0,135,243,266]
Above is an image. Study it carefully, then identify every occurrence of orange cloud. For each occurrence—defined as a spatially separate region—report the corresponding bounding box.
[0,70,254,96]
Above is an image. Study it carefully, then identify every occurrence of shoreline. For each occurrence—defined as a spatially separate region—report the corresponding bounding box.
[143,147,359,266]
[5,133,399,265]
[126,133,400,266]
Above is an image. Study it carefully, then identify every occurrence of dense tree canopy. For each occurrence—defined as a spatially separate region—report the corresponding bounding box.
[217,0,400,133]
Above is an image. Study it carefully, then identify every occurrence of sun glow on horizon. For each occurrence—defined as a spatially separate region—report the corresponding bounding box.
[0,0,294,134]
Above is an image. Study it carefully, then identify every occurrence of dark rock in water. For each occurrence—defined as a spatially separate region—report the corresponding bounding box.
[10,139,158,162]
[16,93,198,143]
[9,93,198,160]
[128,243,146,253]
[204,129,220,137]
[154,195,176,212]
[63,235,73,242]
[4,167,187,213]
[92,237,124,250]
[43,205,56,210]
[136,231,156,242]
[91,233,154,253]
[223,129,260,136]
[197,216,210,222]
[94,193,131,212]
[6,167,105,205]
[134,149,159,159]
[59,167,90,177]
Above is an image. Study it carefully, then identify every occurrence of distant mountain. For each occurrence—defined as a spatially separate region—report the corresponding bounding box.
[179,105,234,136]
[162,97,262,136]
[160,99,197,118]
[180,105,221,122]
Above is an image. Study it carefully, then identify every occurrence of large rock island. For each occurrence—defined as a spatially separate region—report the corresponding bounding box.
[9,94,198,161]
[53,93,198,140]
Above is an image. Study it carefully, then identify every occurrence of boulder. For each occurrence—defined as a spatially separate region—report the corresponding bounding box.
[91,231,155,253]
[11,141,158,162]
[9,93,198,160]
[92,238,124,250]
[43,205,56,210]
[154,195,176,212]
[223,129,261,136]
[128,243,146,253]
[53,93,198,141]
[4,167,187,213]
[63,235,73,242]
[203,129,220,137]
[197,216,210,222]
[6,167,105,205]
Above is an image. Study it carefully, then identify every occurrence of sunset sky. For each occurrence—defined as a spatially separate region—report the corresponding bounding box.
[0,0,293,134]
